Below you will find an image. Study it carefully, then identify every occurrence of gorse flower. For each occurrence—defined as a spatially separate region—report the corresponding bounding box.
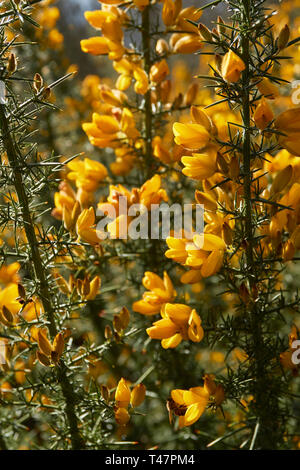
[132,271,176,315]
[67,157,108,192]
[221,49,246,83]
[1,0,300,451]
[76,207,100,245]
[146,303,204,349]
[36,330,65,367]
[274,108,300,156]
[165,233,226,283]
[169,374,225,427]
[114,378,146,425]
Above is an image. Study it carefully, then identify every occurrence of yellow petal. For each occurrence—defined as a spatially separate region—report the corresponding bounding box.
[161,333,182,349]
[184,401,207,426]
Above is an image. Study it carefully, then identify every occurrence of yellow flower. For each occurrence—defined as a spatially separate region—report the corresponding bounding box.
[169,386,208,428]
[162,0,177,26]
[133,66,149,94]
[274,108,300,156]
[48,29,64,49]
[37,6,60,29]
[67,157,107,192]
[146,303,204,349]
[114,407,130,425]
[165,236,189,264]
[181,148,217,180]
[253,97,274,130]
[98,174,167,239]
[83,108,139,149]
[173,123,210,150]
[115,377,131,408]
[0,283,37,325]
[99,85,127,107]
[81,37,110,55]
[256,77,279,100]
[175,6,202,32]
[130,384,146,407]
[36,330,65,366]
[150,59,169,83]
[76,207,100,245]
[114,59,149,95]
[84,10,123,42]
[169,375,224,427]
[52,182,77,220]
[166,233,226,283]
[186,233,226,277]
[81,36,124,61]
[172,34,202,54]
[173,106,216,151]
[152,136,172,163]
[0,262,20,285]
[114,378,146,425]
[133,271,176,315]
[221,50,246,83]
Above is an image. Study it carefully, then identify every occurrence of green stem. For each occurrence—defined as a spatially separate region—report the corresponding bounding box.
[142,6,153,179]
[241,0,280,449]
[0,104,84,450]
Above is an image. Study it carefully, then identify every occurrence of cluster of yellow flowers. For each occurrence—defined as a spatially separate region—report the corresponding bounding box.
[2,0,300,448]
[52,0,300,431]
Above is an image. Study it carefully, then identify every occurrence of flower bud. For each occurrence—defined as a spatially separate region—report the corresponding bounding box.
[198,23,212,41]
[183,83,198,106]
[217,152,229,175]
[119,307,130,330]
[100,384,109,402]
[270,165,293,196]
[239,282,250,304]
[33,73,44,94]
[222,222,233,246]
[277,24,290,51]
[113,314,123,333]
[229,156,240,180]
[37,330,52,357]
[37,351,51,367]
[283,240,295,262]
[195,190,218,211]
[115,378,131,408]
[253,97,274,130]
[17,283,26,300]
[104,325,113,340]
[1,306,14,325]
[156,38,169,55]
[221,50,245,83]
[7,53,17,74]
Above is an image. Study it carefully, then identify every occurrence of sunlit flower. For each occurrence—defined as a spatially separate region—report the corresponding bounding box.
[146,303,204,349]
[133,271,176,315]
[169,374,225,427]
[221,50,245,83]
